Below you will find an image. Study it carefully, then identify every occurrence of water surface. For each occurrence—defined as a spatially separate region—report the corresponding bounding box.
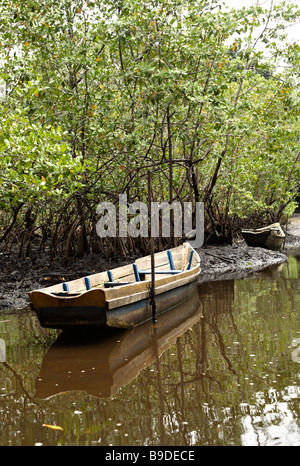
[1,253,300,446]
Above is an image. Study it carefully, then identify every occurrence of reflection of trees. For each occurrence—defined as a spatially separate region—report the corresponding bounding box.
[131,268,300,446]
[2,256,300,446]
[1,362,35,402]
[0,311,59,446]
[71,280,242,445]
[0,361,48,446]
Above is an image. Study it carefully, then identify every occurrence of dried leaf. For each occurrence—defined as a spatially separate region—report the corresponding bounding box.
[42,424,63,431]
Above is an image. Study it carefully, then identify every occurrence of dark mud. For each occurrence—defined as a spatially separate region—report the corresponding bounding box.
[1,215,299,311]
[0,251,130,310]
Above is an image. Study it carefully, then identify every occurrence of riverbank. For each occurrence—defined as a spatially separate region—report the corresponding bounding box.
[1,214,299,310]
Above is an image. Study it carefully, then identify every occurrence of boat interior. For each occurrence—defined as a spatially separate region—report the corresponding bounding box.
[41,244,198,297]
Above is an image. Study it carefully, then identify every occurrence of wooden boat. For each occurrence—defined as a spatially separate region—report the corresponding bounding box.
[28,242,200,330]
[35,291,202,399]
[241,223,285,250]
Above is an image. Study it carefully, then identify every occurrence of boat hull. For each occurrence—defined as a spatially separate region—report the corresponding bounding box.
[36,280,198,330]
[242,232,284,250]
[242,223,285,251]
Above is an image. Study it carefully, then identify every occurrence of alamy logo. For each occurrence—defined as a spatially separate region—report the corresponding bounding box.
[96,195,204,248]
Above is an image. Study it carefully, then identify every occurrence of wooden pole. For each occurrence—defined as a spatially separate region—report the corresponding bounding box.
[148,172,157,323]
[167,106,174,248]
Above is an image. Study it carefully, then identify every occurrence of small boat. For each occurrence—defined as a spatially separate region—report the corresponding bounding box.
[241,223,285,250]
[28,242,200,330]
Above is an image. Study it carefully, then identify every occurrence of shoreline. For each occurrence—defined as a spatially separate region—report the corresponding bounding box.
[1,214,299,311]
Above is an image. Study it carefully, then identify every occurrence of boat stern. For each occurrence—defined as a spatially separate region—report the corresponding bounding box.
[29,289,107,329]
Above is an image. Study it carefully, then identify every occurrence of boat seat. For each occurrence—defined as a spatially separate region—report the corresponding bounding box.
[50,282,76,295]
[103,264,141,288]
[138,249,194,275]
[138,269,182,275]
[136,249,184,278]
[55,277,92,294]
[104,281,131,288]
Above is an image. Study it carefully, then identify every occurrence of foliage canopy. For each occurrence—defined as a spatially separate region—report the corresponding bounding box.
[0,0,299,257]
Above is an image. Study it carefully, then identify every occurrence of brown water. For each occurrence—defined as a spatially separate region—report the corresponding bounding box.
[1,252,300,446]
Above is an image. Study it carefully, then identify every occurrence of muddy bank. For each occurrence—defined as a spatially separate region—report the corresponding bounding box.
[1,215,300,311]
[197,243,286,283]
[0,251,130,311]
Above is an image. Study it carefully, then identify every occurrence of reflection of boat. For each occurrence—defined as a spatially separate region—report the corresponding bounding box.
[35,290,202,399]
[241,223,285,250]
[28,243,200,330]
